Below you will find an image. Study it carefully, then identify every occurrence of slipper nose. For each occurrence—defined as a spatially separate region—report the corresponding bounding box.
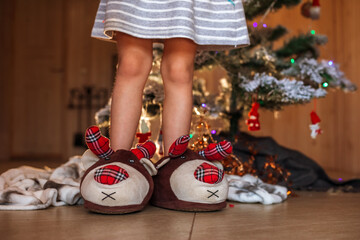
[194,162,224,184]
[94,165,129,185]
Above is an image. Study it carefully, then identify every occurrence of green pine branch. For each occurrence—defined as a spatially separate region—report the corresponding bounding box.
[244,0,302,20]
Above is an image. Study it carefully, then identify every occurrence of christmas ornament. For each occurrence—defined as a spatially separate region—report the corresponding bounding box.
[309,110,322,139]
[136,118,152,144]
[301,0,320,20]
[245,102,260,131]
[310,0,320,20]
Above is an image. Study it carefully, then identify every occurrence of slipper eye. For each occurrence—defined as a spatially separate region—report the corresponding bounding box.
[194,162,224,184]
[94,165,129,185]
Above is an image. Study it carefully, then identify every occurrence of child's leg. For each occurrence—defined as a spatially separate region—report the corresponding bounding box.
[110,32,153,151]
[160,38,197,155]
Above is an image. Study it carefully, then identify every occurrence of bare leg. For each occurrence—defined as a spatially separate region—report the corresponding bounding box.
[160,38,197,155]
[110,33,153,151]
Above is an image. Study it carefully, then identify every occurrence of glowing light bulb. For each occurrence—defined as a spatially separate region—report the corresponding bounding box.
[263,23,267,28]
[311,30,316,35]
[189,134,193,138]
[328,60,333,66]
[201,103,207,108]
[253,22,258,28]
[211,130,216,134]
[322,82,329,88]
[291,58,295,64]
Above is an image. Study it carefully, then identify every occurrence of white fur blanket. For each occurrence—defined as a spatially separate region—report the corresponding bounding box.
[0,157,287,210]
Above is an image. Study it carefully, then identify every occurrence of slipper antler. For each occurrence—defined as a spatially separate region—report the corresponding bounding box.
[198,141,232,161]
[131,141,156,160]
[168,135,191,157]
[85,126,114,159]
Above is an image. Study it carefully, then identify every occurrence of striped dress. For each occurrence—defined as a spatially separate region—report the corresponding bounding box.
[91,0,250,51]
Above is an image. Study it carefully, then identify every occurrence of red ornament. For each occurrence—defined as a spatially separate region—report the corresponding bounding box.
[246,102,260,131]
[301,1,312,18]
[309,110,322,139]
[136,132,152,143]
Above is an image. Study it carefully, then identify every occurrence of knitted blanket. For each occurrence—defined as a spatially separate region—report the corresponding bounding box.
[0,157,287,210]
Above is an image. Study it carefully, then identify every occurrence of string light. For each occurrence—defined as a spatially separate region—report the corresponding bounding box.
[263,23,267,28]
[291,58,295,64]
[322,82,329,88]
[328,60,333,66]
[311,30,316,35]
[253,22,258,28]
[211,130,216,134]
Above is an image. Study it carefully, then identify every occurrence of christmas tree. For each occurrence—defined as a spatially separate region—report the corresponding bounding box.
[192,0,356,138]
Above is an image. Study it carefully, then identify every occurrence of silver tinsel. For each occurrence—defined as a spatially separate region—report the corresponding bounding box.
[319,60,357,91]
[282,58,324,84]
[239,73,327,103]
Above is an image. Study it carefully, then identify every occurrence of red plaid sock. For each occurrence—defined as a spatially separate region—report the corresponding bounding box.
[168,135,190,157]
[131,140,156,160]
[198,141,232,161]
[85,126,114,159]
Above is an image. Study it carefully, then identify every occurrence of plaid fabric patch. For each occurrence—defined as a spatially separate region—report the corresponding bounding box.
[168,135,190,157]
[85,126,114,159]
[194,162,224,184]
[131,140,156,160]
[94,165,129,185]
[198,141,232,161]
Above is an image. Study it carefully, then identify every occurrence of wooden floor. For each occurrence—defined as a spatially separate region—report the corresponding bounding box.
[0,192,359,239]
[1,161,360,240]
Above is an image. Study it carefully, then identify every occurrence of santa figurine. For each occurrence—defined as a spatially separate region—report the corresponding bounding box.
[309,110,322,139]
[246,102,260,131]
[301,0,321,20]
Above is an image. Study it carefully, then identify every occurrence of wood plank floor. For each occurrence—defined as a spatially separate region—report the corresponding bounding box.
[1,191,359,240]
[1,161,360,240]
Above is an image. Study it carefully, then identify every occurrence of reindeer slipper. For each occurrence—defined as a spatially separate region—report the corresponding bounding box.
[80,126,157,214]
[151,135,232,212]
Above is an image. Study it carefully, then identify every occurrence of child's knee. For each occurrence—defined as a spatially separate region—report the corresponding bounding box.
[161,60,194,85]
[117,52,152,79]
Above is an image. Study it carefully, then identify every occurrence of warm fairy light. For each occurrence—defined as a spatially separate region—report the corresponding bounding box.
[194,107,201,115]
[201,103,207,108]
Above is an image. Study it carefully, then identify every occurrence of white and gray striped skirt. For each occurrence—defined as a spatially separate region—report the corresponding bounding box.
[91,0,250,50]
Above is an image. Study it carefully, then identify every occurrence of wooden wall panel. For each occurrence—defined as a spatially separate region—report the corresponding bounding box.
[0,0,15,161]
[11,0,65,159]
